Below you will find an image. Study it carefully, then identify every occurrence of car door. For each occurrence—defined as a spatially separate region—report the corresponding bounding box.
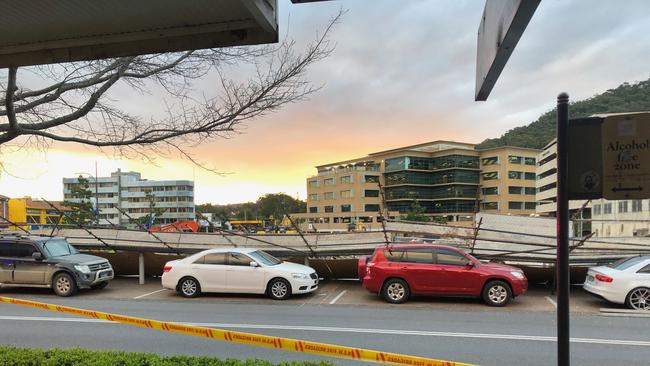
[225,252,265,294]
[400,248,439,294]
[433,248,481,295]
[0,241,15,283]
[12,242,47,284]
[191,252,228,292]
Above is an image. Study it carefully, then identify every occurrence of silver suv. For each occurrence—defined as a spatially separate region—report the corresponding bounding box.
[0,235,113,296]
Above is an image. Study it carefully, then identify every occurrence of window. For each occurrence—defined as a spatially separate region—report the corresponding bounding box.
[324,192,335,200]
[340,190,353,198]
[482,172,498,180]
[508,155,523,164]
[509,201,523,210]
[308,180,319,188]
[524,172,536,180]
[26,215,40,224]
[365,204,380,212]
[308,193,318,201]
[384,250,405,262]
[340,176,352,184]
[309,207,318,213]
[481,156,499,166]
[481,187,498,195]
[593,204,601,215]
[618,201,628,213]
[525,202,537,210]
[632,200,643,212]
[525,187,536,195]
[481,202,498,210]
[524,157,536,165]
[403,248,434,264]
[508,171,523,179]
[364,189,379,197]
[324,206,334,213]
[324,178,335,186]
[364,175,380,183]
[435,248,469,266]
[341,204,351,212]
[13,243,39,258]
[604,203,612,214]
[638,264,650,274]
[509,186,523,194]
[195,253,227,265]
[228,252,252,266]
[608,256,648,271]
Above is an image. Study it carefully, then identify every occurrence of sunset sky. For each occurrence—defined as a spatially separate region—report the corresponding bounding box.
[1,0,650,204]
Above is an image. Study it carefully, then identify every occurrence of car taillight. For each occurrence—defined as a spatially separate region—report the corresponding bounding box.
[595,274,613,283]
[163,265,172,273]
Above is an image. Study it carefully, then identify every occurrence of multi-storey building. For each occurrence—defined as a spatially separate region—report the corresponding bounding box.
[591,199,650,237]
[63,170,195,226]
[535,139,592,235]
[478,146,540,215]
[293,141,541,232]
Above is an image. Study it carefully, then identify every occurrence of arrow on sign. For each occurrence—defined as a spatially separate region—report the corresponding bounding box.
[612,186,643,192]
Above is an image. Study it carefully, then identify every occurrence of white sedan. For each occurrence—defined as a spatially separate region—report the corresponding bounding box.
[583,255,650,310]
[161,248,318,300]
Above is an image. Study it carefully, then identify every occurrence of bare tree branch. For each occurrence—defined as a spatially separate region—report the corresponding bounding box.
[0,10,342,170]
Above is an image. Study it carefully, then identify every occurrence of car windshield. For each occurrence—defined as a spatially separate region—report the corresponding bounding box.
[607,256,648,271]
[248,250,282,266]
[41,239,79,257]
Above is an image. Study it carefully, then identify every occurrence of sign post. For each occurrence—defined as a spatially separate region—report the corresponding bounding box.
[555,93,570,366]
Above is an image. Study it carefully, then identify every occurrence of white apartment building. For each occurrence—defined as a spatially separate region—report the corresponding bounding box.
[591,199,650,237]
[63,170,195,225]
[535,139,591,216]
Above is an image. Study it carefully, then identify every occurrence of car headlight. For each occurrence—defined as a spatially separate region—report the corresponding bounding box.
[292,273,309,279]
[510,271,525,279]
[75,265,91,274]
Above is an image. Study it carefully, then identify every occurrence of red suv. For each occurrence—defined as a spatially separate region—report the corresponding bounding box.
[359,244,528,306]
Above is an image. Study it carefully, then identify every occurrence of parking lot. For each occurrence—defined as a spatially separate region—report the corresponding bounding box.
[0,276,630,315]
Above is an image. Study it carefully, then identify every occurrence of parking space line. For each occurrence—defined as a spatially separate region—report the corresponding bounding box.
[545,296,557,308]
[329,290,347,305]
[133,289,167,300]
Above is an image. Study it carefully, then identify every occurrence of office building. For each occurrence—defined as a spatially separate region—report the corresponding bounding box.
[293,141,541,231]
[63,170,194,226]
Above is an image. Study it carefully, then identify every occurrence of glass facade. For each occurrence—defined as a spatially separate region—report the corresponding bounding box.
[385,185,477,200]
[388,200,477,214]
[385,170,479,186]
[385,155,479,172]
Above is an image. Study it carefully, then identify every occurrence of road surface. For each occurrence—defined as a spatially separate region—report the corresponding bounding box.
[0,294,647,366]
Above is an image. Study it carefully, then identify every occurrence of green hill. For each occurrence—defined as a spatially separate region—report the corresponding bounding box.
[476,78,650,150]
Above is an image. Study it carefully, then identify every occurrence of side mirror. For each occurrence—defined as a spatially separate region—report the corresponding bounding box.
[249,261,259,267]
[466,261,476,268]
[32,252,44,261]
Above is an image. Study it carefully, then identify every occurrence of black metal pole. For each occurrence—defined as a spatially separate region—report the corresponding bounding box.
[556,92,570,366]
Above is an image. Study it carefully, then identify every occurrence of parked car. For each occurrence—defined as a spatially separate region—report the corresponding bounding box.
[161,248,318,300]
[583,255,650,310]
[359,244,528,306]
[0,234,114,296]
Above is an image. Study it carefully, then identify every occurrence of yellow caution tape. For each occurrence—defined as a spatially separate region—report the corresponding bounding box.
[0,296,475,366]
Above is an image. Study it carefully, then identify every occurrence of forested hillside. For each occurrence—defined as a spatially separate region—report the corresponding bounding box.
[477,78,650,149]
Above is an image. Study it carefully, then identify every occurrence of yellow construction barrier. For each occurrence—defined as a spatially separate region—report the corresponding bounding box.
[0,296,475,366]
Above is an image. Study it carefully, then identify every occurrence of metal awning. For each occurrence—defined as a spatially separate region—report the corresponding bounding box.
[0,0,278,67]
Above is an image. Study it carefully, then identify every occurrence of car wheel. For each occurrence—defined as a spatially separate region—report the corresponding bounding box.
[483,280,512,307]
[52,272,78,297]
[626,287,650,311]
[177,277,201,298]
[382,278,409,304]
[267,278,291,300]
[91,281,109,290]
